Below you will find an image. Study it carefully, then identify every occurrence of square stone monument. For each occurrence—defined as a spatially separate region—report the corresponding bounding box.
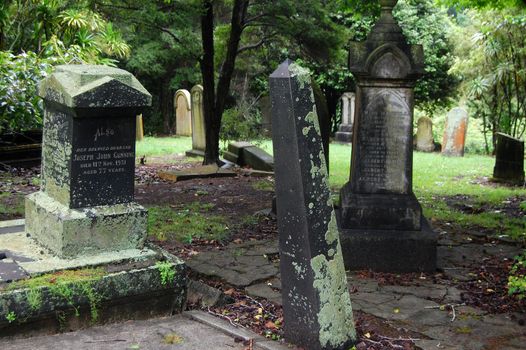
[338,0,437,272]
[25,65,152,258]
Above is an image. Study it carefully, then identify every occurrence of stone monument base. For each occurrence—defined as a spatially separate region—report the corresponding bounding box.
[337,212,437,272]
[335,124,353,143]
[25,192,147,259]
[0,225,186,338]
[185,149,205,158]
[339,190,422,231]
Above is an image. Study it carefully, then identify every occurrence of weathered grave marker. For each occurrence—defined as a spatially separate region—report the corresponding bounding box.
[415,116,435,152]
[175,89,192,136]
[186,85,206,157]
[25,65,151,258]
[270,59,356,350]
[442,107,468,157]
[339,0,437,272]
[335,92,355,143]
[493,132,525,184]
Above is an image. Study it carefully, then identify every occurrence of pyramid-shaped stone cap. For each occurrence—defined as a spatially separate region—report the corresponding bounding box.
[348,0,424,81]
[39,65,152,109]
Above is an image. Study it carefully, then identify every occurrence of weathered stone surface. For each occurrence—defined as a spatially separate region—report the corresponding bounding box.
[335,92,355,143]
[415,116,435,152]
[187,279,233,307]
[186,85,206,157]
[158,165,236,183]
[245,283,282,305]
[0,253,186,338]
[175,89,192,136]
[223,141,274,171]
[338,0,436,272]
[442,107,468,157]
[493,132,525,184]
[270,59,356,350]
[25,192,147,258]
[27,64,151,258]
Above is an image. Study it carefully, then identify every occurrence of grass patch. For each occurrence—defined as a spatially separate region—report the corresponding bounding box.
[135,136,193,163]
[147,202,228,243]
[5,268,105,322]
[0,192,25,218]
[252,179,274,192]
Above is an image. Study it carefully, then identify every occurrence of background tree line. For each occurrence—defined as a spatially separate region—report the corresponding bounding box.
[1,0,525,162]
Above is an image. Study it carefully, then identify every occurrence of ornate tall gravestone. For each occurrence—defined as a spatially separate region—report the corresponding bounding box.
[186,85,206,157]
[25,65,151,258]
[335,92,355,143]
[442,107,468,157]
[270,60,356,350]
[493,133,525,185]
[175,89,192,136]
[338,0,437,272]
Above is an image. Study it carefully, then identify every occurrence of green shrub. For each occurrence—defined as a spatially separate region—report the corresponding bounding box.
[220,107,262,149]
[0,51,52,133]
[508,252,526,299]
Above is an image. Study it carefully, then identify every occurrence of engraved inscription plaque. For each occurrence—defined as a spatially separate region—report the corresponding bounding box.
[70,116,136,208]
[352,88,412,194]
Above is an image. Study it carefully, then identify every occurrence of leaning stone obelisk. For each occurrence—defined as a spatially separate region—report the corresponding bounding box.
[270,59,356,350]
[339,0,437,272]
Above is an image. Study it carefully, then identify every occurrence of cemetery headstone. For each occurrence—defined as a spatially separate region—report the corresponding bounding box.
[338,0,437,272]
[442,107,468,157]
[335,92,355,143]
[136,114,144,141]
[270,59,356,350]
[186,85,206,157]
[415,116,435,152]
[175,89,192,136]
[493,132,525,184]
[25,65,151,258]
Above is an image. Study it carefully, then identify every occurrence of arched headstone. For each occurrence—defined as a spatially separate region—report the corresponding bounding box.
[415,116,435,152]
[442,107,468,157]
[174,89,192,136]
[186,85,206,157]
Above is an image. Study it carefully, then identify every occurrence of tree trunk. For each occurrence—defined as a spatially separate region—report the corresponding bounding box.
[201,0,249,165]
[200,0,218,164]
[160,78,174,135]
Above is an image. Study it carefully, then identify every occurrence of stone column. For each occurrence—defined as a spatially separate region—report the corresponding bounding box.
[270,59,356,350]
[25,65,152,258]
[335,93,355,143]
[338,0,437,272]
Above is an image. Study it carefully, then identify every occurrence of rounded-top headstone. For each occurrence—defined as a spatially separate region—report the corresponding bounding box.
[39,64,152,109]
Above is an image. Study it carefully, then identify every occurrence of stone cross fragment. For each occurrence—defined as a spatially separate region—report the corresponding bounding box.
[270,59,356,350]
[493,132,525,185]
[25,65,151,258]
[338,0,437,272]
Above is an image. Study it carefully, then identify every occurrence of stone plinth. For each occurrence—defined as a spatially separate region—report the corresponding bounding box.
[415,116,435,152]
[335,92,355,143]
[175,89,192,136]
[186,85,206,157]
[339,0,436,272]
[493,133,525,184]
[25,65,151,258]
[442,107,468,157]
[270,59,356,350]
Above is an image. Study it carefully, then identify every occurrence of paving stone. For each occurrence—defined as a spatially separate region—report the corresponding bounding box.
[245,283,282,304]
[0,261,28,282]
